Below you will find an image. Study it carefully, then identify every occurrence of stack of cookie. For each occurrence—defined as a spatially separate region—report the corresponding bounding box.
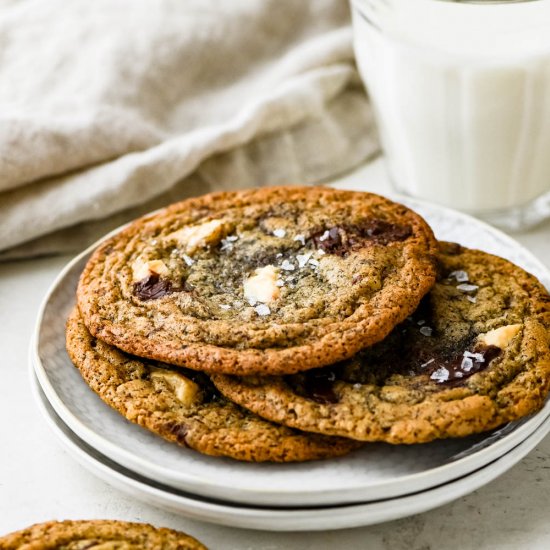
[67,187,550,462]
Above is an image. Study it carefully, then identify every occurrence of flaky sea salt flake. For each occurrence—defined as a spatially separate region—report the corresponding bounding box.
[419,326,433,337]
[297,253,312,268]
[319,230,330,242]
[430,367,450,383]
[220,238,234,251]
[464,351,485,363]
[308,258,320,267]
[449,270,469,282]
[273,229,286,238]
[281,259,295,271]
[461,356,474,372]
[255,304,271,316]
[220,304,231,310]
[420,358,435,368]
[182,254,195,266]
[294,234,306,245]
[457,283,479,293]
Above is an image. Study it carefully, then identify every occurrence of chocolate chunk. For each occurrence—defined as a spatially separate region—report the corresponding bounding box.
[133,273,177,301]
[290,367,339,404]
[478,345,501,365]
[164,420,189,446]
[427,345,502,385]
[311,219,412,257]
[312,227,344,256]
[350,219,412,245]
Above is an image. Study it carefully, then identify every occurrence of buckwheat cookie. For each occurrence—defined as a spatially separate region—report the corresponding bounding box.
[212,242,550,444]
[0,519,206,549]
[66,307,360,462]
[77,186,437,375]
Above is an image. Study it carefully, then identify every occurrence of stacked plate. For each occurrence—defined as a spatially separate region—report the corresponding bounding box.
[31,197,550,532]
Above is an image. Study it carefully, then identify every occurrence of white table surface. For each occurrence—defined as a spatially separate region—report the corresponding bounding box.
[1,158,549,549]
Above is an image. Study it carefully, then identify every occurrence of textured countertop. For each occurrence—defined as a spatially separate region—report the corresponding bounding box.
[1,158,549,549]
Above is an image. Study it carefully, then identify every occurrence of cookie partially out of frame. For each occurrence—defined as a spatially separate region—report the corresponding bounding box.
[0,519,206,549]
[77,186,437,375]
[212,242,550,444]
[66,307,361,462]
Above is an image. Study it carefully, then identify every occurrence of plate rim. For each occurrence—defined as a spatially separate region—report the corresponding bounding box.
[31,368,550,531]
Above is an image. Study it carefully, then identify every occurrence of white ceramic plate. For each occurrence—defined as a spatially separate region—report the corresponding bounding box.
[32,371,550,532]
[32,197,550,507]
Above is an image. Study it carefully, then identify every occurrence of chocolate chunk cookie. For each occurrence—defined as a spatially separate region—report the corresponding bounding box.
[77,187,437,375]
[212,243,550,444]
[0,519,206,549]
[66,308,360,462]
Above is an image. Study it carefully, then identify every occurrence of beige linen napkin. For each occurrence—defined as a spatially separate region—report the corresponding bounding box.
[0,0,378,259]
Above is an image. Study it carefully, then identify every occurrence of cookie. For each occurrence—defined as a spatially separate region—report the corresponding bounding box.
[77,186,437,375]
[66,307,360,462]
[212,242,550,444]
[0,519,206,549]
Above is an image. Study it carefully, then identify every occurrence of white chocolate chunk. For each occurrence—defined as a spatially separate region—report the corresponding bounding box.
[478,324,522,349]
[244,265,280,304]
[150,369,200,406]
[165,219,228,254]
[131,258,169,282]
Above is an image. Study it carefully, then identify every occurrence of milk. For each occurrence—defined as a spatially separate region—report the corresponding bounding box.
[351,0,550,215]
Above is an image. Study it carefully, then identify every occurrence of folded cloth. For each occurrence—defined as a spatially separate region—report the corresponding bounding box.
[0,0,378,259]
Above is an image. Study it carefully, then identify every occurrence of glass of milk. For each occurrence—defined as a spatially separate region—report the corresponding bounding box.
[351,0,550,230]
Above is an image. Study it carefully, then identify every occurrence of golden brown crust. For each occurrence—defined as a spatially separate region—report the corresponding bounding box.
[212,243,550,444]
[0,519,206,549]
[77,186,437,375]
[65,307,361,462]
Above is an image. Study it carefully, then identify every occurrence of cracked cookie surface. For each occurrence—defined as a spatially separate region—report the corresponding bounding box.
[77,186,437,375]
[0,519,206,550]
[212,243,550,444]
[65,308,361,462]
